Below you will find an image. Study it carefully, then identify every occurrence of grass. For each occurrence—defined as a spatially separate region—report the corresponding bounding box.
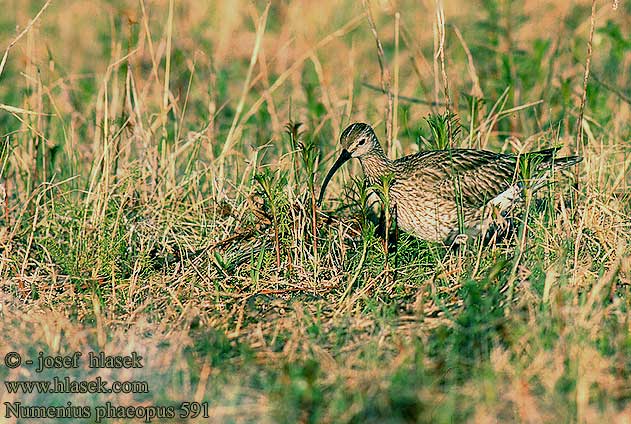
[1,0,631,422]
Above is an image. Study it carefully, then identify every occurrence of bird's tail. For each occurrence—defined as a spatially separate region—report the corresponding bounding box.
[547,155,583,168]
[530,147,582,171]
[516,147,581,193]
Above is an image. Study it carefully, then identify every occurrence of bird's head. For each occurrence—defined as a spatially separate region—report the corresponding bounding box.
[317,123,377,206]
[340,122,378,158]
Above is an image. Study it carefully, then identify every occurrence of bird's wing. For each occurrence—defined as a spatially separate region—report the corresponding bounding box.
[396,149,519,209]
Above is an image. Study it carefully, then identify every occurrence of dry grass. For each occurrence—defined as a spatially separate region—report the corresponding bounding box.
[1,0,631,422]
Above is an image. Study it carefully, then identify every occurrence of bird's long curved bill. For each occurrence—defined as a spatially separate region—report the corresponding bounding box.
[317,149,352,206]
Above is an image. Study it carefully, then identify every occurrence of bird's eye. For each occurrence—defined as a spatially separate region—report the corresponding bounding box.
[358,139,365,146]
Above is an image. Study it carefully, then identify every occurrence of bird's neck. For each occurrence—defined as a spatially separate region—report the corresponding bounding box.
[359,146,393,185]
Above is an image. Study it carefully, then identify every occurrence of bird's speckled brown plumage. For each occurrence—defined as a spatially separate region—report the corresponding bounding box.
[318,122,582,243]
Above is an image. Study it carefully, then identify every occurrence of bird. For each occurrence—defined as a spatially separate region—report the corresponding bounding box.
[317,122,582,244]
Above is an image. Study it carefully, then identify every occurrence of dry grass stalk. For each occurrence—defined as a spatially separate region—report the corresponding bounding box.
[362,0,393,156]
[0,0,51,80]
[452,25,483,99]
[575,0,597,153]
[434,0,451,112]
[219,3,271,170]
[393,12,401,154]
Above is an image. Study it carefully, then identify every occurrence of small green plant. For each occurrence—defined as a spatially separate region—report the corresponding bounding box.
[285,121,320,261]
[372,172,397,284]
[253,168,290,272]
[462,94,486,147]
[249,246,266,288]
[419,112,462,150]
[518,152,545,183]
[506,151,549,301]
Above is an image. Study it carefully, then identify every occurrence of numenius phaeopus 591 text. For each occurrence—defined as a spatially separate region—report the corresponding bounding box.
[318,123,582,244]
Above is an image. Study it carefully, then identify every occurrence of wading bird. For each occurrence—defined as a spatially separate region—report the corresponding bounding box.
[317,123,581,244]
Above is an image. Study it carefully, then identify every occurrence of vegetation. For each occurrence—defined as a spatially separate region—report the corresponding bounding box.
[1,0,630,422]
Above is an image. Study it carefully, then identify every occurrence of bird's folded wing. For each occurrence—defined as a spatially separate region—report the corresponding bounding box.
[398,149,519,210]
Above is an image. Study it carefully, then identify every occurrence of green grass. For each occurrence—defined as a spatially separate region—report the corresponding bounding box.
[1,0,631,422]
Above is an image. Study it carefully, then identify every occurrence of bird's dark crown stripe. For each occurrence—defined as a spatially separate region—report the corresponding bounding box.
[342,122,373,142]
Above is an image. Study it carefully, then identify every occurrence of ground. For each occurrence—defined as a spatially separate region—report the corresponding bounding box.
[1,0,631,422]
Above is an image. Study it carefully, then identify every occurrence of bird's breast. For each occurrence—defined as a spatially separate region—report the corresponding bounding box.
[388,183,454,242]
